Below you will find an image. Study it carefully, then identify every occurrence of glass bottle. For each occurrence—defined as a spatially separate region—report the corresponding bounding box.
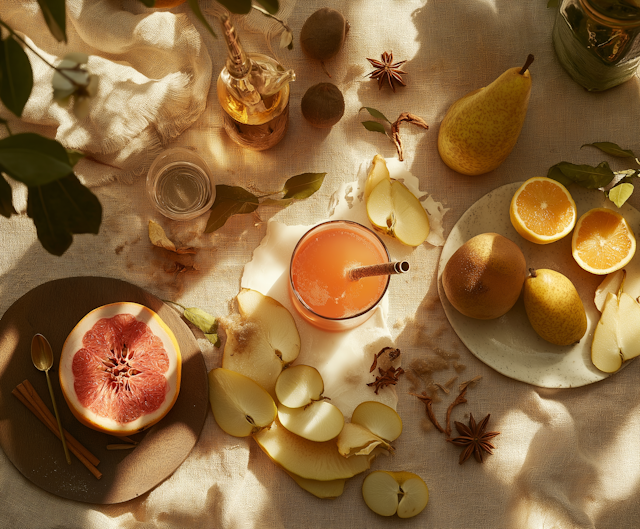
[552,0,640,91]
[217,15,296,151]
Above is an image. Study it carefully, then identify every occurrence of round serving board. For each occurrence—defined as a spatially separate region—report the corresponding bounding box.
[437,183,640,388]
[0,277,208,504]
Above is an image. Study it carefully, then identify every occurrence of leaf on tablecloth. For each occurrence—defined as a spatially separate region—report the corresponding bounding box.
[581,142,637,159]
[148,220,197,254]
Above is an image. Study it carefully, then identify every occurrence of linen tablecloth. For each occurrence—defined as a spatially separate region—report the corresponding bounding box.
[1,0,640,527]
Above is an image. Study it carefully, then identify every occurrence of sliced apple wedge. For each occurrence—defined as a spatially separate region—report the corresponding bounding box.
[278,401,344,442]
[208,368,277,437]
[275,365,324,408]
[285,470,345,499]
[364,154,391,199]
[253,419,375,481]
[336,422,391,457]
[591,292,622,373]
[594,270,625,312]
[366,177,430,247]
[362,471,429,518]
[351,401,403,442]
[223,289,300,397]
[618,292,640,361]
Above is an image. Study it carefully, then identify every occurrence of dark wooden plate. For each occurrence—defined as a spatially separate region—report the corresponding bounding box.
[0,277,208,504]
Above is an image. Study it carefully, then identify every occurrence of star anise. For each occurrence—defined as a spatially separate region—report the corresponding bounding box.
[366,51,407,92]
[446,413,499,464]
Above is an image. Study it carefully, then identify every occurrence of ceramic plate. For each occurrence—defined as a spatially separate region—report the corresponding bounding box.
[437,182,640,388]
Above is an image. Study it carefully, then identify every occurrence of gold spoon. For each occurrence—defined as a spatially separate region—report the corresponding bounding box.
[31,333,71,465]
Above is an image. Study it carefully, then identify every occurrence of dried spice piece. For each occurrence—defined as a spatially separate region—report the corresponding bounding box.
[459,375,482,392]
[444,387,467,436]
[446,413,499,464]
[410,391,445,433]
[391,113,429,161]
[367,366,405,394]
[366,51,407,92]
[370,346,401,372]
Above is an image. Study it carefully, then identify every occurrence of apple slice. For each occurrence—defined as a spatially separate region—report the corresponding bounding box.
[285,471,346,499]
[253,419,375,481]
[351,401,403,442]
[223,289,300,397]
[594,270,625,312]
[366,178,430,247]
[278,401,345,442]
[275,365,324,408]
[364,154,391,199]
[617,292,640,361]
[208,368,277,437]
[362,471,429,518]
[591,292,622,373]
[336,422,391,457]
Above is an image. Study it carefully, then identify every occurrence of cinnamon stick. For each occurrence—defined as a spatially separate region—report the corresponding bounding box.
[13,381,102,479]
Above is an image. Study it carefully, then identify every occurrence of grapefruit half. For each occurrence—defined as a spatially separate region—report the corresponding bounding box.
[59,302,182,436]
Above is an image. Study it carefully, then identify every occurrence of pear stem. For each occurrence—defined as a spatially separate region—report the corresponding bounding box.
[519,54,535,75]
[529,268,537,278]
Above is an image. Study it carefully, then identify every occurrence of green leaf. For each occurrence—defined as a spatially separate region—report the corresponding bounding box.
[359,107,390,123]
[136,0,155,6]
[547,161,615,189]
[26,174,102,256]
[184,307,218,334]
[66,149,85,167]
[608,182,634,207]
[187,0,217,37]
[204,333,221,347]
[581,142,637,158]
[0,37,34,118]
[0,133,73,186]
[0,174,17,218]
[361,121,387,134]
[215,0,252,14]
[205,185,259,233]
[36,0,67,43]
[281,172,326,200]
[255,0,279,15]
[547,0,558,7]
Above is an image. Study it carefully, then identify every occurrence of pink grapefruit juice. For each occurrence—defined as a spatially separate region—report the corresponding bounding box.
[290,221,389,321]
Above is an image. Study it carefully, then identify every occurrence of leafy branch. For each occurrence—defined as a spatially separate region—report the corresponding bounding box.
[205,172,326,232]
[547,142,639,207]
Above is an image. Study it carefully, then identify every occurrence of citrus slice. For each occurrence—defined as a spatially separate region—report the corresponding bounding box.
[509,177,577,244]
[571,208,636,275]
[59,302,182,436]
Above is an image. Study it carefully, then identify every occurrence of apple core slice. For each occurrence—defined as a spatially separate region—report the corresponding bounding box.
[364,154,391,199]
[278,401,344,442]
[351,401,403,442]
[366,178,430,247]
[275,365,324,408]
[285,471,346,499]
[208,368,277,437]
[362,471,429,518]
[336,422,390,457]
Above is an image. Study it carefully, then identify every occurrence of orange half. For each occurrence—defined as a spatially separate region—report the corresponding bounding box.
[571,208,636,275]
[510,177,577,244]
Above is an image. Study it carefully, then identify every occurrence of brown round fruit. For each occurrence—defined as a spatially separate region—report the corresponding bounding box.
[300,8,349,62]
[59,302,182,436]
[442,232,527,320]
[301,83,345,128]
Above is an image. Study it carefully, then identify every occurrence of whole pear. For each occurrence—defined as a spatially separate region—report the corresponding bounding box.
[438,55,534,176]
[523,268,587,346]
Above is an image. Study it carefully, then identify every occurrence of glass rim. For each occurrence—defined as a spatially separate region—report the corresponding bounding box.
[288,219,391,322]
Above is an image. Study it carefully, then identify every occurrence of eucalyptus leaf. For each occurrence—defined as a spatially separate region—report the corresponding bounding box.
[255,0,279,14]
[205,185,260,233]
[204,333,221,347]
[184,307,218,334]
[360,107,391,123]
[187,0,217,37]
[26,174,102,256]
[0,174,17,218]
[361,121,387,134]
[281,172,326,200]
[0,133,74,186]
[0,37,34,118]
[36,0,67,43]
[581,142,637,158]
[547,0,558,7]
[547,161,615,189]
[608,182,634,207]
[213,0,252,15]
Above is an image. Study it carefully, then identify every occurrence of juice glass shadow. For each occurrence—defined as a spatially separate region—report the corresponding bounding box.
[288,220,390,331]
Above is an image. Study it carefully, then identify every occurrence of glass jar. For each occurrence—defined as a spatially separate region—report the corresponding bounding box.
[552,0,640,91]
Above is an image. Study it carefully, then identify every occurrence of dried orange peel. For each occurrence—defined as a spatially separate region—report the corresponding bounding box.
[571,208,636,275]
[510,177,577,244]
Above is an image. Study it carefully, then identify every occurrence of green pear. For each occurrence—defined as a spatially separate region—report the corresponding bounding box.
[438,55,534,176]
[523,268,587,346]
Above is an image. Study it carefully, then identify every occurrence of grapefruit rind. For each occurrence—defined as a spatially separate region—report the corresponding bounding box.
[59,302,182,436]
[509,177,577,245]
